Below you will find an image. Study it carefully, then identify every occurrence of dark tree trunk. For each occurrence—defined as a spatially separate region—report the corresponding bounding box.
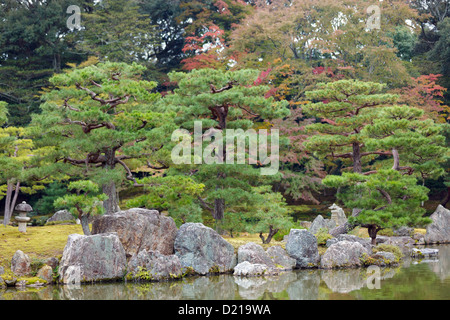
[259,226,279,244]
[368,224,378,246]
[80,214,91,235]
[214,198,225,221]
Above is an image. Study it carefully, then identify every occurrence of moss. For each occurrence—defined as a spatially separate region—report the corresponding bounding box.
[0,224,84,264]
[182,266,195,277]
[127,266,154,282]
[17,276,47,286]
[315,228,333,246]
[373,244,403,261]
[377,228,394,237]
[208,265,221,274]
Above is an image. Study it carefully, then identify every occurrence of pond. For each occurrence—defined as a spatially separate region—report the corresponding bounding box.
[1,245,449,300]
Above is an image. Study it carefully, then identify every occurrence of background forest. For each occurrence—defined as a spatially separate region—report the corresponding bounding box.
[1,0,449,242]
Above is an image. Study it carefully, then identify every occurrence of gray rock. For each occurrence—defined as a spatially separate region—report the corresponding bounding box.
[424,205,450,244]
[321,240,368,269]
[376,236,415,254]
[285,229,320,268]
[46,210,75,223]
[92,208,178,257]
[11,250,31,276]
[266,246,296,271]
[36,265,53,284]
[411,248,439,258]
[326,234,372,253]
[59,233,127,283]
[309,214,328,234]
[393,226,414,237]
[371,251,397,266]
[174,223,236,275]
[127,249,183,281]
[238,242,275,268]
[233,261,268,277]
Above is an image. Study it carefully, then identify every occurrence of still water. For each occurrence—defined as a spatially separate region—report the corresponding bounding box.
[1,245,449,300]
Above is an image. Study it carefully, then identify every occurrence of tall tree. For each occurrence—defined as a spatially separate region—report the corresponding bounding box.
[0,0,88,125]
[30,62,177,214]
[156,68,289,225]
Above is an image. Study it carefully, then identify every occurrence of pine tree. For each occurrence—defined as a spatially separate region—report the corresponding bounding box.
[156,68,289,227]
[30,62,177,214]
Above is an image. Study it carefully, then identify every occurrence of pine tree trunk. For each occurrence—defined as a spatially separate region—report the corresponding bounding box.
[352,142,362,173]
[102,148,120,215]
[102,181,119,215]
[80,214,91,235]
[368,224,378,246]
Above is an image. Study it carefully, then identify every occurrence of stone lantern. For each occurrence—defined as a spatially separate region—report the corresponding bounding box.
[15,201,33,233]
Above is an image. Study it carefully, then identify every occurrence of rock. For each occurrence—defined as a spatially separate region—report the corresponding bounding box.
[45,257,59,270]
[370,251,398,266]
[233,261,269,277]
[285,229,320,268]
[11,250,31,276]
[46,209,75,223]
[321,240,369,269]
[0,266,4,275]
[329,203,347,226]
[424,205,450,244]
[92,208,178,257]
[326,234,372,253]
[174,223,236,275]
[376,236,415,254]
[411,248,439,258]
[309,215,334,234]
[299,221,312,229]
[237,242,275,268]
[37,265,54,284]
[59,233,127,283]
[0,277,5,289]
[393,226,414,237]
[127,249,183,281]
[266,246,296,271]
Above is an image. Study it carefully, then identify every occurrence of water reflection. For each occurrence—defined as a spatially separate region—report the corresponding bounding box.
[2,245,449,300]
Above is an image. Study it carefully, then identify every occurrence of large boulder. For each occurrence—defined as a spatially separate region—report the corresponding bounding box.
[424,205,450,244]
[11,250,31,276]
[59,233,127,283]
[174,223,236,275]
[285,229,320,268]
[321,240,368,269]
[266,246,296,271]
[92,208,177,257]
[237,242,275,268]
[126,249,183,281]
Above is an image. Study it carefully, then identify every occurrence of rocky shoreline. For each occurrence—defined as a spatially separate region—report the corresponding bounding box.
[1,205,449,288]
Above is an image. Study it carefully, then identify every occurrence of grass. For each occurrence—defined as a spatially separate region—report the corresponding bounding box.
[0,224,84,267]
[223,233,287,252]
